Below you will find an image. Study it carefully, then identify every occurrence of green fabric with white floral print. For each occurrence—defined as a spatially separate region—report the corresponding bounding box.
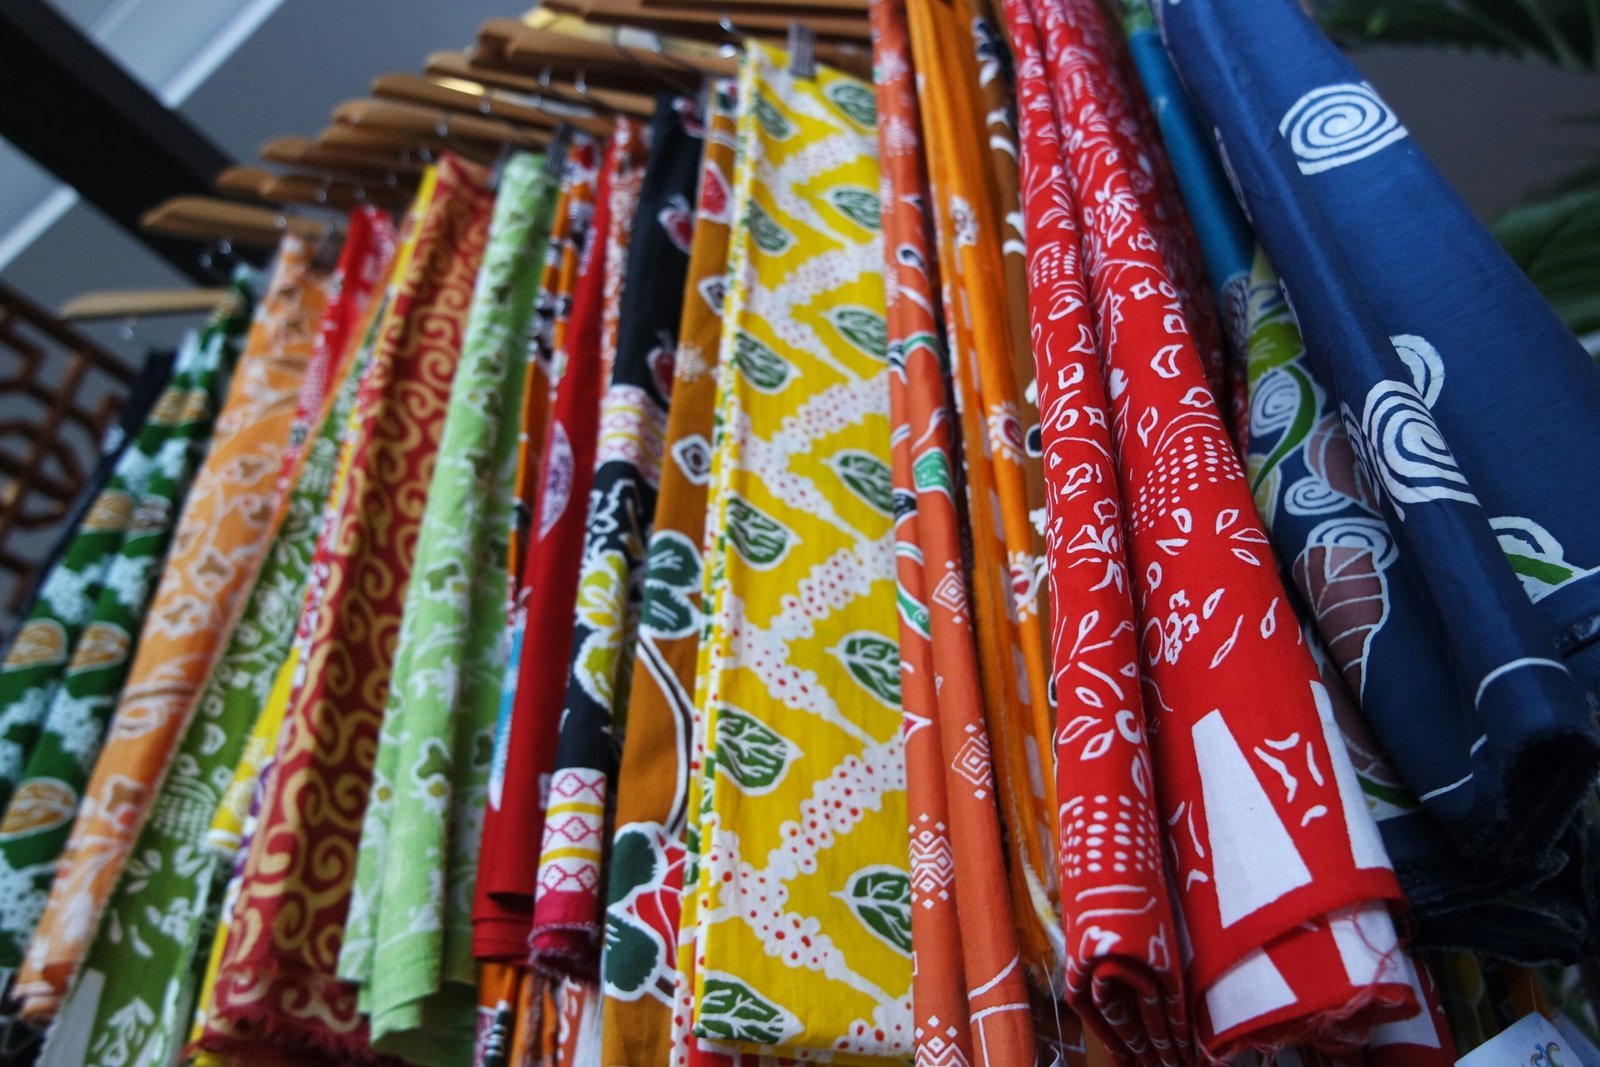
[64,284,375,1067]
[0,306,247,980]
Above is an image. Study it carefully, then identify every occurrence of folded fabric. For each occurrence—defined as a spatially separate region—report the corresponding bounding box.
[0,325,228,981]
[0,303,245,814]
[14,241,325,1025]
[1158,0,1600,953]
[59,216,392,1067]
[1003,3,1190,1061]
[679,42,913,1061]
[1003,0,1415,1053]
[602,80,734,1067]
[528,115,646,979]
[905,0,1063,990]
[473,136,604,964]
[339,151,558,1066]
[12,341,178,623]
[532,95,701,977]
[198,156,491,1061]
[873,0,1041,1061]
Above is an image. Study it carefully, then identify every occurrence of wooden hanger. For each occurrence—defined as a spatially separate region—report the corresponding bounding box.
[372,72,612,139]
[334,99,549,153]
[319,122,497,165]
[215,164,276,200]
[434,50,657,115]
[262,136,426,179]
[545,0,869,40]
[60,288,245,323]
[479,18,736,82]
[143,196,327,248]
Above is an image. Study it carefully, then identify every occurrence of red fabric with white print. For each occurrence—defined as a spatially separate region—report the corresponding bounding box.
[1003,0,1189,1061]
[998,0,1417,1057]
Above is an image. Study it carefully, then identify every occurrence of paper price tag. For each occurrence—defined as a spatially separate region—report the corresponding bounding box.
[1457,1013,1586,1067]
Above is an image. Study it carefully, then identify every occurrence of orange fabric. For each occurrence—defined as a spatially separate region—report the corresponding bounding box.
[14,242,328,1022]
[905,0,1060,982]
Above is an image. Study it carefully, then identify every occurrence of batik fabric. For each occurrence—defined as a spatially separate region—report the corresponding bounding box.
[869,0,1042,1062]
[676,44,913,1061]
[196,155,491,1060]
[1158,0,1600,959]
[0,303,245,814]
[0,323,232,982]
[13,241,327,1025]
[339,151,558,1067]
[1003,0,1416,1054]
[532,96,701,977]
[471,136,606,963]
[55,216,392,1067]
[601,81,733,1067]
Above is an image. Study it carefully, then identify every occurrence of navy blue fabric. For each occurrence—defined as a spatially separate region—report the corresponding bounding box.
[1156,0,1600,958]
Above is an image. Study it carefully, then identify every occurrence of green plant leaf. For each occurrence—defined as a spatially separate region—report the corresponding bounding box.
[696,975,800,1046]
[1492,186,1600,354]
[832,450,895,514]
[1311,0,1600,72]
[726,496,795,569]
[714,706,798,792]
[831,632,902,706]
[837,866,913,955]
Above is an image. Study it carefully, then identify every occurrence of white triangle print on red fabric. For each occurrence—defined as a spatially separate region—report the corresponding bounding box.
[1191,710,1312,926]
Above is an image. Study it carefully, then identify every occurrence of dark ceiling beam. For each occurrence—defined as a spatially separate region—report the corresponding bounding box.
[0,0,241,283]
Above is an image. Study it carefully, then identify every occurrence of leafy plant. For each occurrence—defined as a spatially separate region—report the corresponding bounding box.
[1314,0,1600,352]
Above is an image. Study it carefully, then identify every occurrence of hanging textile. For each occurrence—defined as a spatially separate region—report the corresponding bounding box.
[338,151,559,1066]
[868,0,1040,1061]
[195,156,491,1061]
[528,110,649,978]
[600,81,732,1067]
[185,191,436,1067]
[0,304,246,812]
[12,243,327,1025]
[1001,1,1191,1061]
[52,213,394,1067]
[0,327,231,980]
[531,96,701,978]
[1157,0,1600,954]
[675,43,913,1060]
[905,0,1062,989]
[471,135,608,965]
[1002,0,1416,1054]
[1116,0,1253,443]
[1240,248,1600,959]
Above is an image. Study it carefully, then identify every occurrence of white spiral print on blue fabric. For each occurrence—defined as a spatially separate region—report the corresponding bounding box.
[1279,82,1408,175]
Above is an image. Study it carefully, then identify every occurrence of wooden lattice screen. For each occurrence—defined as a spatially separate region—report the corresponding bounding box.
[0,283,135,643]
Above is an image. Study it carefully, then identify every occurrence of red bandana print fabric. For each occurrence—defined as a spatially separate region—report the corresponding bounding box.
[1000,0,1417,1056]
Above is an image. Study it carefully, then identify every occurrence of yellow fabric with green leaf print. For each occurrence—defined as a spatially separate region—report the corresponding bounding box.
[672,42,913,1064]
